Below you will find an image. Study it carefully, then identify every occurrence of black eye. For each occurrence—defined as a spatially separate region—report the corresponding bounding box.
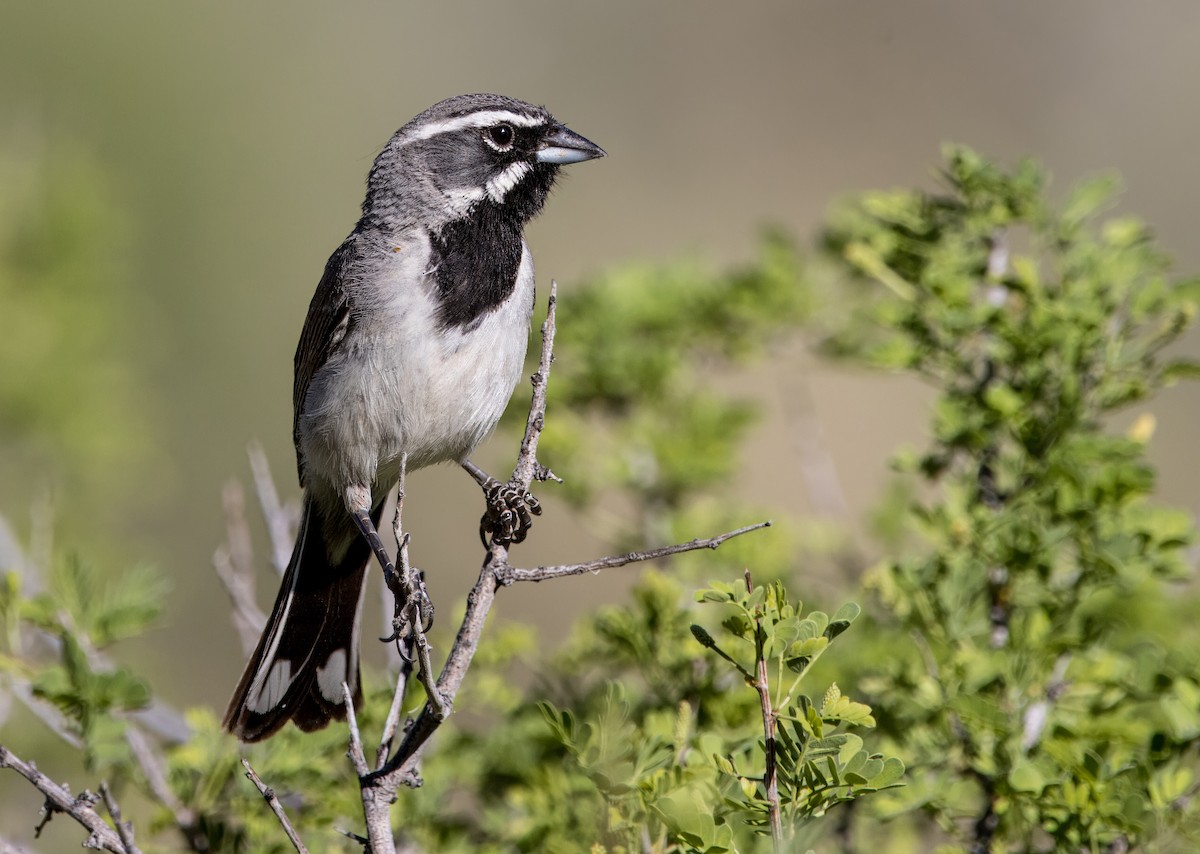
[486,124,515,149]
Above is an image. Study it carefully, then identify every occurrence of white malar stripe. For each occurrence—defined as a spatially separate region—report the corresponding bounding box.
[316,649,349,703]
[442,185,487,219]
[248,659,293,713]
[403,110,545,144]
[486,161,531,203]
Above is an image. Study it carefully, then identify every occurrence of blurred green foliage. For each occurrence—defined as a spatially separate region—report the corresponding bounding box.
[1,556,159,772]
[0,140,158,516]
[825,146,1200,851]
[532,235,810,516]
[2,146,1199,853]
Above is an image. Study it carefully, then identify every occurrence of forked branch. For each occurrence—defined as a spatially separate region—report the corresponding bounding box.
[0,745,135,854]
[341,282,770,852]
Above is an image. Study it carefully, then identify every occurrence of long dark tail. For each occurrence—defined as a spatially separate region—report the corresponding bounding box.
[223,493,379,742]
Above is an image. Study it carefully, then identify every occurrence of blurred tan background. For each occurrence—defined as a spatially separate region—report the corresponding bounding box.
[2,1,1199,715]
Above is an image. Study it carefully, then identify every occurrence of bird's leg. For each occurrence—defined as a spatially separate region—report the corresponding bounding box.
[461,460,542,546]
[347,486,434,634]
[351,506,396,576]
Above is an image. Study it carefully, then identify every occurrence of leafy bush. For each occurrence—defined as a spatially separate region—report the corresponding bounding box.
[2,146,1198,853]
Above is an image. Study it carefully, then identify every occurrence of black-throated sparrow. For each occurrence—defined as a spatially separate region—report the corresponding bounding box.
[223,94,604,741]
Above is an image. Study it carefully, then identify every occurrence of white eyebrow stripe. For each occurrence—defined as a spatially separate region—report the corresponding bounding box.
[402,110,546,143]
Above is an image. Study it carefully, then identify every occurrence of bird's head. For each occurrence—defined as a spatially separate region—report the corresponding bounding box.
[364,93,605,229]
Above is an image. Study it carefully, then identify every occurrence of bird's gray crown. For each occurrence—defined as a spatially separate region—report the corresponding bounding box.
[398,93,553,144]
[359,94,600,231]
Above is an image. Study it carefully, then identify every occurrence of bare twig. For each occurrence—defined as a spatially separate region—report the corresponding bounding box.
[374,460,432,767]
[510,284,559,491]
[376,551,416,771]
[383,457,446,721]
[781,349,851,519]
[345,684,402,853]
[746,572,783,852]
[215,442,303,650]
[247,441,299,574]
[0,744,129,853]
[342,684,371,779]
[125,726,200,841]
[376,621,415,770]
[99,783,141,854]
[241,758,310,854]
[214,479,268,650]
[221,479,255,585]
[496,522,771,585]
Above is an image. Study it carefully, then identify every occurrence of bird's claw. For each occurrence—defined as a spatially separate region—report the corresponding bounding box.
[479,478,541,546]
[380,572,434,658]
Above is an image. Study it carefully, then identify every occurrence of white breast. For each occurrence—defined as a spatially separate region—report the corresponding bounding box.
[298,239,535,496]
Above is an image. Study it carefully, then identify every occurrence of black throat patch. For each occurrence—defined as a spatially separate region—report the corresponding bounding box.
[430,200,525,332]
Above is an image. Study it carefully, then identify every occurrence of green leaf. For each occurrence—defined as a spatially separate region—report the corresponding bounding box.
[1160,680,1200,740]
[1008,760,1047,795]
[690,624,717,649]
[868,757,906,789]
[837,733,865,765]
[821,693,876,728]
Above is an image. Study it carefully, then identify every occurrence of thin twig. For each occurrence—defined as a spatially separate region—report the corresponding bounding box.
[511,283,559,490]
[241,758,310,854]
[496,522,771,585]
[376,565,417,771]
[221,479,256,586]
[342,683,371,779]
[746,571,783,852]
[375,653,411,771]
[379,455,446,727]
[376,481,416,770]
[214,479,268,650]
[99,783,141,854]
[392,459,446,719]
[247,441,299,574]
[781,348,851,519]
[0,744,128,853]
[124,726,200,843]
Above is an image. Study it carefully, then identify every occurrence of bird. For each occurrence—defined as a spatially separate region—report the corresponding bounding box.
[223,94,604,741]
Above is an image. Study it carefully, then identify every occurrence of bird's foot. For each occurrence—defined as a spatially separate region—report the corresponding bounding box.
[381,571,434,653]
[479,478,541,546]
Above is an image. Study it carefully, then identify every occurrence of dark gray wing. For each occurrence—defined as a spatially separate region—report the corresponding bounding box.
[292,236,357,486]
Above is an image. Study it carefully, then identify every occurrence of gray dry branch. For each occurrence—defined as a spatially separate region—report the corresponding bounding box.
[0,745,136,854]
[241,758,309,854]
